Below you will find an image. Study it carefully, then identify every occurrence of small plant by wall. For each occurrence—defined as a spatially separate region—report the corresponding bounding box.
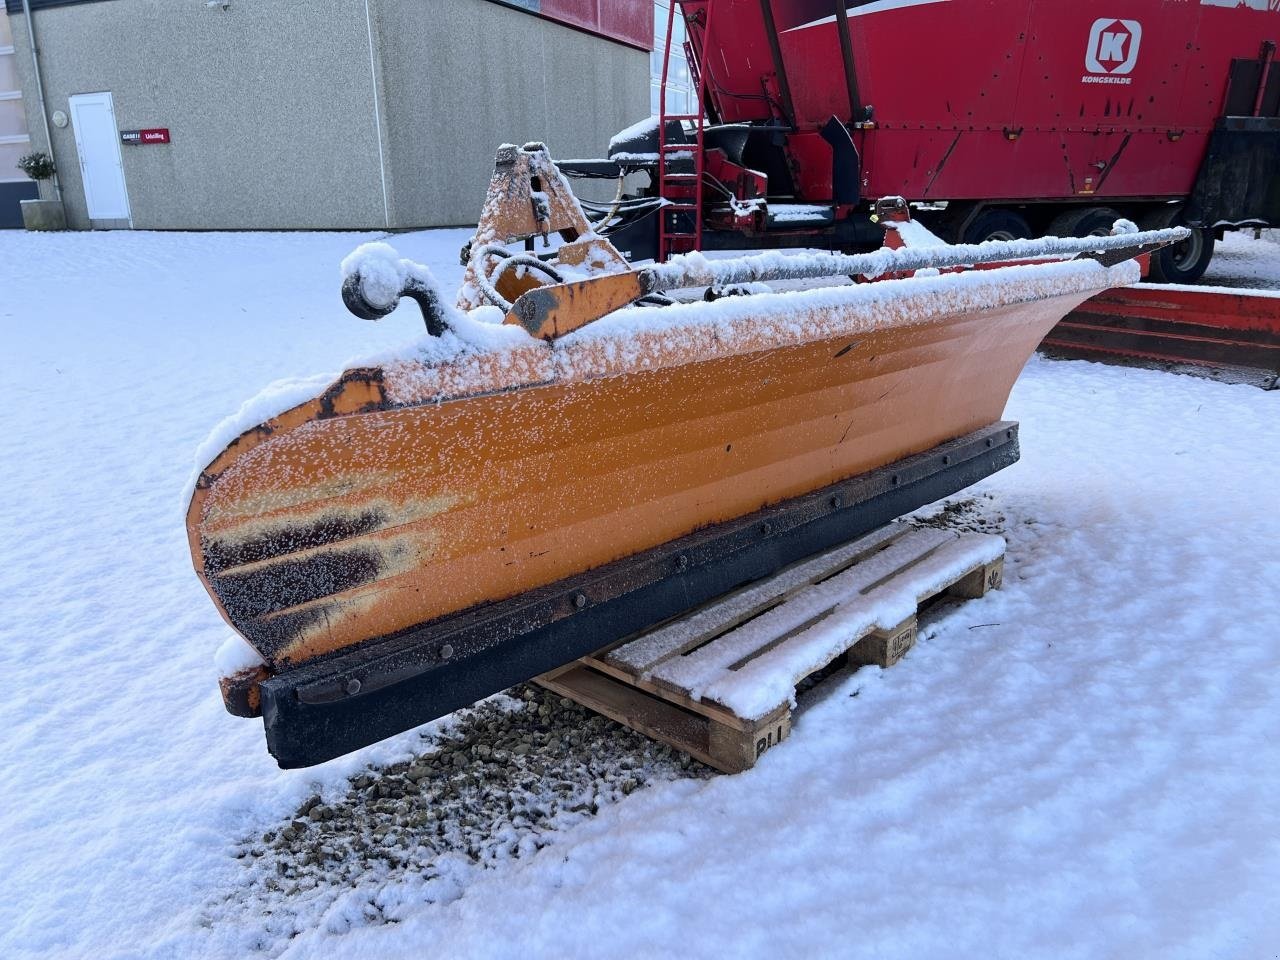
[17,152,56,182]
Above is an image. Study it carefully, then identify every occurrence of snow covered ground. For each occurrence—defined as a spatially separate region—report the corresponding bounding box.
[1,227,1277,960]
[1204,228,1280,290]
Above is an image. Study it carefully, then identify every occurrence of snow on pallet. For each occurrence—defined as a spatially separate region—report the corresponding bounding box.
[537,522,1005,774]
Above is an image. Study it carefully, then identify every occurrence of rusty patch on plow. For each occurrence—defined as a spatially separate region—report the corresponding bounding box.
[202,509,387,574]
[211,546,386,622]
[220,665,272,717]
[238,606,333,666]
[318,367,387,420]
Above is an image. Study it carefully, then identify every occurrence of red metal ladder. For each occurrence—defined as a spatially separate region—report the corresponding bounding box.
[658,0,713,261]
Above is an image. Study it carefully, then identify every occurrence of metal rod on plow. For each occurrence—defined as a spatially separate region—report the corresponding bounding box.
[506,227,1190,341]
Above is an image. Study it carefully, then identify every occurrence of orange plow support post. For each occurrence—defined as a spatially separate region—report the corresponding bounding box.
[188,144,1186,767]
[1043,285,1280,389]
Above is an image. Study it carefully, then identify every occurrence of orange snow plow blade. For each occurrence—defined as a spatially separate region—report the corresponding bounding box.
[186,144,1186,767]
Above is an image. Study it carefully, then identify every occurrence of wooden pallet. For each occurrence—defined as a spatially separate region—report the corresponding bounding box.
[536,522,1004,773]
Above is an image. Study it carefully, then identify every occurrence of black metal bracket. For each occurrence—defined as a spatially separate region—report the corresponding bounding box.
[1075,238,1176,269]
[821,115,862,206]
[834,2,864,123]
[342,274,451,338]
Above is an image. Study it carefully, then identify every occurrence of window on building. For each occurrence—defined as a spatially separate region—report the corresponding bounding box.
[0,16,32,184]
[651,1,698,116]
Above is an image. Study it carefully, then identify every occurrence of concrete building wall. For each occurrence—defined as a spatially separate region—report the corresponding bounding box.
[9,0,387,230]
[374,0,649,227]
[5,0,648,231]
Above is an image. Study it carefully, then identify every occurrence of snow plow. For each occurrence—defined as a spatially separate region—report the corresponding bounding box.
[187,145,1185,768]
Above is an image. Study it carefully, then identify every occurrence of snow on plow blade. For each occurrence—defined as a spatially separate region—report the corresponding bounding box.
[186,145,1185,767]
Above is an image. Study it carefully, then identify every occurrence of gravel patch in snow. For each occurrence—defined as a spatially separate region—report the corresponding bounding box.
[910,492,1006,535]
[211,685,707,949]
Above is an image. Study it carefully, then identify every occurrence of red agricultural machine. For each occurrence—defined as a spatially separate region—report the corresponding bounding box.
[561,0,1280,381]
[566,0,1279,284]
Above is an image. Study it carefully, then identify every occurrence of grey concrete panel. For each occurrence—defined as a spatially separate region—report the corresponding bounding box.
[373,0,649,228]
[8,1,387,230]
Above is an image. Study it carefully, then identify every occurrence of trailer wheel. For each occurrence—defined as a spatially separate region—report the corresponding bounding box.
[962,209,1032,245]
[1140,206,1215,284]
[1048,206,1123,238]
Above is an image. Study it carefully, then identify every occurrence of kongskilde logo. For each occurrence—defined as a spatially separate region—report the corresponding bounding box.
[1082,18,1142,85]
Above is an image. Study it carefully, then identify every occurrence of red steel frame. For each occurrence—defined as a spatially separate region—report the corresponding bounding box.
[658,0,714,260]
[1044,285,1280,383]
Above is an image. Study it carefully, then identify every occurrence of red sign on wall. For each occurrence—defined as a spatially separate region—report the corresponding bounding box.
[120,128,171,145]
[489,0,651,50]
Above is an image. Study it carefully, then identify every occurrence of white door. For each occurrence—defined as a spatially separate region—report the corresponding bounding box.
[68,92,131,222]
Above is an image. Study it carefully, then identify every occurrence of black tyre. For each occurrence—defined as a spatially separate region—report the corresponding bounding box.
[1140,205,1215,284]
[961,208,1033,244]
[1047,206,1124,238]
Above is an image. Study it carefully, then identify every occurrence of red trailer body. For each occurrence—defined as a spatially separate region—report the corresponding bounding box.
[682,0,1276,204]
[789,0,1272,205]
[588,0,1279,282]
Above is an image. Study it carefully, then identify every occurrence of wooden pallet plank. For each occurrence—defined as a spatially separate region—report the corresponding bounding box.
[536,665,717,767]
[947,556,1004,599]
[848,615,917,669]
[604,524,909,676]
[539,524,1005,773]
[645,528,978,700]
[576,652,760,731]
[535,665,791,773]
